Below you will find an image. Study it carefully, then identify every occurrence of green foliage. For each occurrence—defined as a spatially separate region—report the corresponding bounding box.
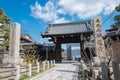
[0,9,11,24]
[32,72,38,76]
[105,37,112,44]
[23,52,38,65]
[111,4,120,28]
[115,4,120,11]
[114,15,120,21]
[19,75,29,80]
[0,8,11,52]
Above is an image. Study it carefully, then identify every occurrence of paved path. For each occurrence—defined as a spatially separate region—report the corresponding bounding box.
[30,61,80,80]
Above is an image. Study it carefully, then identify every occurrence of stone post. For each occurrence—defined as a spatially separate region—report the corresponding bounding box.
[42,61,45,70]
[47,61,49,69]
[93,16,107,63]
[37,61,39,73]
[53,60,55,66]
[15,65,20,80]
[28,63,32,76]
[50,60,53,67]
[81,60,87,80]
[44,60,47,69]
[9,23,20,65]
[93,70,100,79]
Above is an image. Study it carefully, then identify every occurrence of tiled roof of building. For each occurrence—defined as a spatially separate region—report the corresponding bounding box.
[42,20,93,36]
[21,37,36,43]
[21,34,36,43]
[105,27,120,38]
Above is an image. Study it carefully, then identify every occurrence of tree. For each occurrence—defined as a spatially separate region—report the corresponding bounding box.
[0,9,11,52]
[112,4,120,28]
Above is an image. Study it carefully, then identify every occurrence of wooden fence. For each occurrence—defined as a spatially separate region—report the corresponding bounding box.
[0,60,55,80]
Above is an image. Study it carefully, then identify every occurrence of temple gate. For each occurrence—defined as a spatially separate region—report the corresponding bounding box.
[42,16,106,63]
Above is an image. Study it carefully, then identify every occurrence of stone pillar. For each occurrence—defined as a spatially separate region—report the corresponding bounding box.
[81,60,87,80]
[47,61,49,69]
[15,65,20,80]
[93,70,100,79]
[9,23,20,64]
[93,16,106,63]
[42,61,45,70]
[55,43,61,63]
[37,61,39,73]
[50,60,53,67]
[28,63,32,76]
[53,60,55,66]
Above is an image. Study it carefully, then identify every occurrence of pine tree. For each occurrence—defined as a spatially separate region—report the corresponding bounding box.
[0,9,11,52]
[112,4,120,28]
[114,4,120,27]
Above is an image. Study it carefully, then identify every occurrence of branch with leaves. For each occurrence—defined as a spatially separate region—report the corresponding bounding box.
[0,9,11,52]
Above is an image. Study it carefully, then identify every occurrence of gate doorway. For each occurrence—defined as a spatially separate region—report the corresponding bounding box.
[42,20,94,62]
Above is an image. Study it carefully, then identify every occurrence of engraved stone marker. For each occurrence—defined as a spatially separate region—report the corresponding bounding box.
[9,23,20,64]
[93,16,106,63]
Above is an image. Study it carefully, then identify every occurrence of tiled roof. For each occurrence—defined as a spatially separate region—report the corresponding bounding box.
[43,20,93,36]
[105,27,120,38]
[21,37,36,43]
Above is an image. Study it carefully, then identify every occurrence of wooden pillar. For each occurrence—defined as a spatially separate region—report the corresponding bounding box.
[80,41,86,61]
[55,42,61,63]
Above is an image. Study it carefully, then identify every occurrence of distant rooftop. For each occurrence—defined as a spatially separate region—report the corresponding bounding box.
[21,34,36,43]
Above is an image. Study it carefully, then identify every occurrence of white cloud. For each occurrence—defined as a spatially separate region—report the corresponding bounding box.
[30,1,67,23]
[58,0,119,19]
[53,17,69,23]
[30,1,58,22]
[30,0,119,23]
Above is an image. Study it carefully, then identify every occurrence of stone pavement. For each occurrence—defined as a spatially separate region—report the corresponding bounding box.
[30,61,80,80]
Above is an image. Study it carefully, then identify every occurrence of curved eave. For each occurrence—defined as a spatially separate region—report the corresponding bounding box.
[41,31,93,38]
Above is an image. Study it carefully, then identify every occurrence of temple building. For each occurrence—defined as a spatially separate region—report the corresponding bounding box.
[104,27,120,63]
[0,34,56,64]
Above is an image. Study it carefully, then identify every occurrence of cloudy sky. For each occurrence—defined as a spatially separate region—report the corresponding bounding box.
[0,0,119,43]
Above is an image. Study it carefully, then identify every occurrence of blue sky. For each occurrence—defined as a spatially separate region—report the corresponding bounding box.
[0,0,119,44]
